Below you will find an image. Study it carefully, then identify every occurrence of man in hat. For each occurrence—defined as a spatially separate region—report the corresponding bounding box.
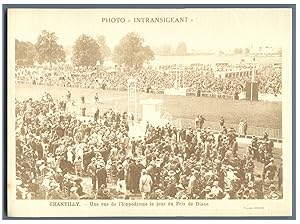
[135,158,145,189]
[83,147,95,174]
[244,157,254,180]
[199,115,206,129]
[263,170,273,195]
[195,115,200,129]
[230,138,238,158]
[96,184,106,199]
[165,178,177,199]
[139,169,153,199]
[127,158,139,193]
[74,177,85,197]
[47,153,56,170]
[148,187,161,199]
[48,183,63,199]
[63,174,73,197]
[266,184,280,199]
[96,163,107,189]
[66,90,71,101]
[219,116,225,130]
[187,170,200,199]
[206,191,216,200]
[254,174,264,199]
[94,93,99,103]
[27,178,39,198]
[69,187,80,199]
[102,188,113,199]
[211,181,223,199]
[247,181,256,199]
[264,158,277,180]
[87,157,97,191]
[74,158,83,177]
[199,185,211,199]
[221,185,231,200]
[263,132,269,141]
[131,137,137,154]
[66,147,74,173]
[175,184,187,199]
[54,168,64,191]
[94,107,100,123]
[116,164,126,194]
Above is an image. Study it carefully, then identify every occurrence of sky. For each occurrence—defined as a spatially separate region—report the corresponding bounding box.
[9,8,292,51]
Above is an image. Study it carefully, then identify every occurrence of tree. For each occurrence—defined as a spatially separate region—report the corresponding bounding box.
[244,48,250,54]
[35,30,66,68]
[15,39,37,66]
[113,32,154,69]
[97,35,111,60]
[175,42,188,56]
[72,34,103,67]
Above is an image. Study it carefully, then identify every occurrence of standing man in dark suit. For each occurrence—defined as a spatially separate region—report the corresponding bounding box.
[199,115,206,129]
[87,157,97,191]
[96,163,107,189]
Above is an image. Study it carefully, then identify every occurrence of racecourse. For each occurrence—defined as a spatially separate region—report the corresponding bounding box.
[15,83,283,199]
[15,83,282,129]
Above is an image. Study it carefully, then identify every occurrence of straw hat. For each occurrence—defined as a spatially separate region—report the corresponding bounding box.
[176,184,185,190]
[205,186,211,191]
[16,178,22,186]
[271,193,279,200]
[70,187,78,192]
[155,189,162,193]
[213,181,219,186]
[168,170,176,176]
[224,187,231,192]
[207,192,215,199]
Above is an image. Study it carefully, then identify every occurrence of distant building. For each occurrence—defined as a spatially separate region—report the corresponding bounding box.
[273,62,282,69]
[213,62,256,79]
[214,68,255,79]
[249,46,282,57]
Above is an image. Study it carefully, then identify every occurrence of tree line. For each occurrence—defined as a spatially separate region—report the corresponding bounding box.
[153,42,188,56]
[15,30,154,69]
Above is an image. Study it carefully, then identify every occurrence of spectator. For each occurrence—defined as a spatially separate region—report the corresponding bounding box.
[139,169,153,199]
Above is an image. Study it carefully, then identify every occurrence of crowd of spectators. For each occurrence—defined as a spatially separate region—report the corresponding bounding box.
[15,62,282,96]
[15,92,282,200]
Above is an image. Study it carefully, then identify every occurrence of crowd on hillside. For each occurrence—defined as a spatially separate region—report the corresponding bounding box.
[15,63,282,96]
[15,92,282,200]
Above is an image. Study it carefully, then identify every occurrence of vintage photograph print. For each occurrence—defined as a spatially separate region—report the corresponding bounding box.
[5,6,294,218]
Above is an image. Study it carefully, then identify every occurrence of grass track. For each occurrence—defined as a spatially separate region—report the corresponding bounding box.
[15,84,282,129]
